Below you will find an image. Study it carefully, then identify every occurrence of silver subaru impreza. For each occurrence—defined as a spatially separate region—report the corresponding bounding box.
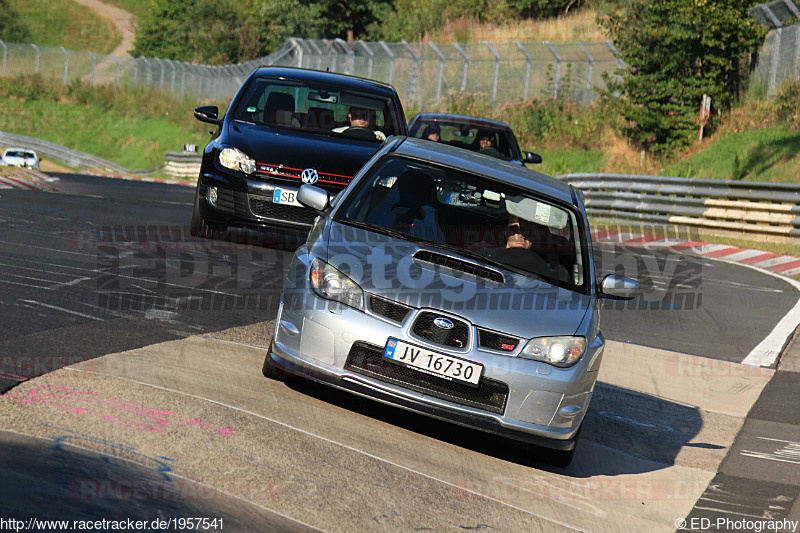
[264,137,636,466]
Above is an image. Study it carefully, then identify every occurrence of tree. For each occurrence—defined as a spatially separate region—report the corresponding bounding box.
[0,0,32,43]
[133,0,268,64]
[598,0,765,154]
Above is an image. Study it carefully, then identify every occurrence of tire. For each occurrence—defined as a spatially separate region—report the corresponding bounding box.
[262,343,286,381]
[190,195,228,239]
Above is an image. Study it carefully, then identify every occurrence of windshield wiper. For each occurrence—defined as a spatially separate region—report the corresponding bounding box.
[340,219,425,243]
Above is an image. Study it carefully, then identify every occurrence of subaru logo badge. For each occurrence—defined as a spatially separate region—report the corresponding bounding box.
[301,168,319,184]
[433,317,454,330]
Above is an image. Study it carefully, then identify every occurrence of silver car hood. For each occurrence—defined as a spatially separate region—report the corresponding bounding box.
[323,222,592,338]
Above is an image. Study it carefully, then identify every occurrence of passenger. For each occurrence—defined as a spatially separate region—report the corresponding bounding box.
[422,123,441,142]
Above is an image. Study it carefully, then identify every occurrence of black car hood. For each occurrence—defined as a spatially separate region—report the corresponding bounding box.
[225,121,382,177]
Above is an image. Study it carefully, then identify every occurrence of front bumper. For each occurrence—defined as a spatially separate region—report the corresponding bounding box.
[269,288,603,451]
[197,172,320,231]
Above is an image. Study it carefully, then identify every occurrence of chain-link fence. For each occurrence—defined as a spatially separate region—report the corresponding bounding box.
[284,38,623,109]
[0,37,621,107]
[2,1,792,107]
[749,0,800,97]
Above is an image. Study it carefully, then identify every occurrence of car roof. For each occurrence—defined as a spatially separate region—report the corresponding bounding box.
[249,66,399,96]
[390,137,574,204]
[3,148,36,155]
[410,113,513,131]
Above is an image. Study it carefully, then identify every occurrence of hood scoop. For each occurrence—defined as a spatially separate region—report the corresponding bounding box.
[413,250,504,285]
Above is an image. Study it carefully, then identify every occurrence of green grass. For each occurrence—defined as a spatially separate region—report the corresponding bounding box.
[10,0,120,54]
[0,76,214,170]
[662,129,800,182]
[533,148,605,176]
[100,0,152,20]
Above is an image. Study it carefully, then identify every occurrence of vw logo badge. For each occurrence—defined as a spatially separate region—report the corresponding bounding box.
[433,317,454,330]
[301,168,319,184]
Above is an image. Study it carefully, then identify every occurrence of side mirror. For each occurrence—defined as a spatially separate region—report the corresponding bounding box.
[525,152,543,164]
[194,105,223,126]
[599,274,637,300]
[298,184,330,213]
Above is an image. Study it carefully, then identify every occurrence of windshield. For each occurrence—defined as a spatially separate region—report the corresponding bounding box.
[231,78,403,140]
[336,156,586,290]
[4,151,34,159]
[409,120,520,160]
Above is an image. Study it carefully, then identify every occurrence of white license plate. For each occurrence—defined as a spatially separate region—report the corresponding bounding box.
[383,338,482,387]
[273,187,302,207]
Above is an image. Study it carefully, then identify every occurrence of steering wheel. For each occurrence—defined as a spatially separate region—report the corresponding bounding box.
[339,127,379,141]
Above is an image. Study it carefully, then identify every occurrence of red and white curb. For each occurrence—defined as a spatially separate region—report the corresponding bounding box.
[0,168,57,191]
[592,230,800,278]
[592,230,800,368]
[82,171,196,187]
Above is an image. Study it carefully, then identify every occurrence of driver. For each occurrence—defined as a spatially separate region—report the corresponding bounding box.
[333,107,386,140]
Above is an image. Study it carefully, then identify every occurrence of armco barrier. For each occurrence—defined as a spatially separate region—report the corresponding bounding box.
[163,151,201,179]
[0,130,160,175]
[557,173,800,237]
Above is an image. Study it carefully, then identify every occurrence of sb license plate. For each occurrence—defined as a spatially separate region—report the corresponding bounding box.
[273,188,302,207]
[383,338,482,387]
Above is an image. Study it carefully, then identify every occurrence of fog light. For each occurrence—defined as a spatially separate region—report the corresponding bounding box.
[207,186,218,206]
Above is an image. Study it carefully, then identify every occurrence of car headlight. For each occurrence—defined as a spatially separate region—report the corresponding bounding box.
[519,336,586,367]
[309,258,364,310]
[218,147,256,174]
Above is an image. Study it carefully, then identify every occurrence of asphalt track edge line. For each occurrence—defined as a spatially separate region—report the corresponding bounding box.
[718,261,800,368]
[62,365,592,533]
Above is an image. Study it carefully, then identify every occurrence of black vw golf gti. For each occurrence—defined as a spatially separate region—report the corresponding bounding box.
[191,66,408,241]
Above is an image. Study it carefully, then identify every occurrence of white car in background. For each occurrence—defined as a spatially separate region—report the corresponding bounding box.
[1,148,40,170]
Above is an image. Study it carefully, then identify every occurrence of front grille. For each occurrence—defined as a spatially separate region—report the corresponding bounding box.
[248,196,318,225]
[345,342,509,414]
[369,295,412,324]
[478,329,520,352]
[412,311,470,349]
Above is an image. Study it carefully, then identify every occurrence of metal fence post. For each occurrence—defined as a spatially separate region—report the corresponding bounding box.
[288,37,304,69]
[429,42,444,103]
[335,38,354,74]
[605,40,623,96]
[484,41,500,107]
[359,41,375,80]
[60,46,68,84]
[31,44,40,74]
[514,41,531,100]
[452,43,469,93]
[307,39,324,70]
[87,51,96,85]
[0,40,6,76]
[154,58,165,88]
[402,40,419,109]
[769,27,783,95]
[543,41,561,99]
[114,55,120,86]
[577,42,594,105]
[379,41,394,85]
[796,19,800,80]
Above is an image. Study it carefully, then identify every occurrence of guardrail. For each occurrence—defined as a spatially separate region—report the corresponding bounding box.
[557,173,800,237]
[163,151,201,178]
[0,130,160,175]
